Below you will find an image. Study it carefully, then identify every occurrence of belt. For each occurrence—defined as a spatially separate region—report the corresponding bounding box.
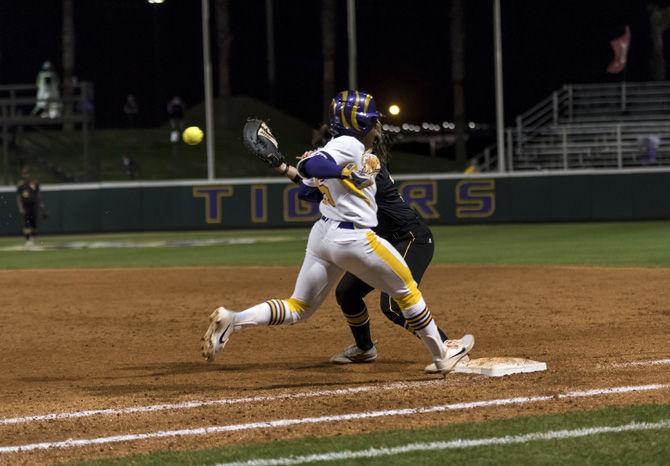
[321,215,355,230]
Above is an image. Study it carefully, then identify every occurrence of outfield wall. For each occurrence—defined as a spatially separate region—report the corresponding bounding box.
[1,168,669,235]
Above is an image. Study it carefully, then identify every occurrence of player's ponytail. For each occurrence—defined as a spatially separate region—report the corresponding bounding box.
[311,124,332,148]
[372,121,389,162]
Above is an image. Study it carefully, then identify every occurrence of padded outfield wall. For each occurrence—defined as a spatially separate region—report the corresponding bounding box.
[0,168,669,235]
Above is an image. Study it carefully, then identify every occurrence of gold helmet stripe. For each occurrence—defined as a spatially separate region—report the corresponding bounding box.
[350,91,361,132]
[339,91,350,129]
[363,94,372,113]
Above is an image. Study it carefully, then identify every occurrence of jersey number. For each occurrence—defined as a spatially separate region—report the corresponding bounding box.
[317,181,336,206]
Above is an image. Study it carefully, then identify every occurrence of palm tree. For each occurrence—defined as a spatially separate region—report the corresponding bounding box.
[215,0,232,97]
[321,0,336,121]
[62,0,75,131]
[450,0,466,165]
[648,0,670,80]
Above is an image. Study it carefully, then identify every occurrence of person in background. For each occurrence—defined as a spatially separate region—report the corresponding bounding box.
[464,160,479,174]
[16,166,46,247]
[121,156,140,179]
[167,96,186,143]
[31,61,61,118]
[640,135,660,165]
[123,94,139,128]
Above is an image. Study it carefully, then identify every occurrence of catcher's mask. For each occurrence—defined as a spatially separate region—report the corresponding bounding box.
[329,90,381,138]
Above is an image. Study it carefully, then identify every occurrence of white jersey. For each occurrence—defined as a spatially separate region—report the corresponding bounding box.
[302,135,380,228]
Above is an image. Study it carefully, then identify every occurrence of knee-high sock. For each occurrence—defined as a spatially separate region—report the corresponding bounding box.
[232,298,307,330]
[382,294,448,342]
[401,299,446,362]
[336,292,374,351]
[343,306,373,351]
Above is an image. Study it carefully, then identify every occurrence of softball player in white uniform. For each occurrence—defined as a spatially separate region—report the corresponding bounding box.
[202,90,474,374]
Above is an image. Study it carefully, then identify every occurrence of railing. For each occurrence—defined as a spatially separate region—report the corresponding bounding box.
[512,122,670,170]
[0,82,95,184]
[517,81,670,132]
[470,81,670,173]
[0,82,94,124]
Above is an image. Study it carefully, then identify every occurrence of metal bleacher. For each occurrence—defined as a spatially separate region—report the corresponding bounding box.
[473,81,670,171]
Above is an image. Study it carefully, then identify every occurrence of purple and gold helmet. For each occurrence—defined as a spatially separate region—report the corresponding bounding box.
[329,90,381,137]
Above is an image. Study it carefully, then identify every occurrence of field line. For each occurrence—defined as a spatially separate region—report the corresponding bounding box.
[610,358,670,368]
[216,419,670,466]
[2,357,668,427]
[0,383,666,454]
[0,380,443,426]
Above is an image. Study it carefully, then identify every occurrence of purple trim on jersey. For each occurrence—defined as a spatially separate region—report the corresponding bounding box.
[297,183,323,203]
[298,151,342,179]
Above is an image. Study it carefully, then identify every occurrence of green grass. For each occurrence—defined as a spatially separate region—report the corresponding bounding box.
[1,221,669,269]
[16,96,455,184]
[72,403,670,465]
[432,221,670,267]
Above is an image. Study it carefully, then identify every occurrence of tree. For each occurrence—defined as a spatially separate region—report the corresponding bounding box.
[321,0,336,122]
[215,0,232,97]
[450,0,466,165]
[62,0,75,131]
[648,0,670,80]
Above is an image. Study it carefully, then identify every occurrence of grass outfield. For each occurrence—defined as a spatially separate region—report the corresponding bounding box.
[0,221,669,269]
[74,404,670,465]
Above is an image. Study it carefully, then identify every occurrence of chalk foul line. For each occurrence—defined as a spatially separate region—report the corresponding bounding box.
[0,383,667,454]
[216,419,670,466]
[609,358,670,369]
[1,354,667,430]
[0,380,443,426]
[3,357,667,428]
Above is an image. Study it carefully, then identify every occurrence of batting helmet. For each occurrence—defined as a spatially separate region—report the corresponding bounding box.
[329,90,381,137]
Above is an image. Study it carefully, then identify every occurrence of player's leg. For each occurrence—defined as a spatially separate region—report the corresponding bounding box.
[336,230,472,372]
[202,221,344,361]
[331,273,377,363]
[23,207,35,245]
[232,251,342,329]
[380,234,448,341]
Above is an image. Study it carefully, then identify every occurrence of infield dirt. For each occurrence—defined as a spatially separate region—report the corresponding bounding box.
[1,265,669,464]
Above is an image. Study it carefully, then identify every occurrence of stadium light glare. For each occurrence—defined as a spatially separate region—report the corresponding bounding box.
[388,104,400,116]
[147,0,165,4]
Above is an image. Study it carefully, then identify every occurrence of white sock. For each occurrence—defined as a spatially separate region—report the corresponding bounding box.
[402,302,446,362]
[233,299,296,330]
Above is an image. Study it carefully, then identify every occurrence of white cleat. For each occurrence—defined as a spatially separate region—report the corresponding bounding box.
[202,307,235,362]
[425,334,475,374]
[330,344,378,364]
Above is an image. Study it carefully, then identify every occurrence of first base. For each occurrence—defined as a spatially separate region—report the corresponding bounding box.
[454,357,547,377]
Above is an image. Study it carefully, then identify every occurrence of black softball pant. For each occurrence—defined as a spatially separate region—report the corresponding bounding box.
[22,205,38,236]
[335,229,444,349]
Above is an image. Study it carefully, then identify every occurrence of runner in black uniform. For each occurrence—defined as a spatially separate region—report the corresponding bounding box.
[273,125,450,364]
[16,166,45,247]
[329,160,449,363]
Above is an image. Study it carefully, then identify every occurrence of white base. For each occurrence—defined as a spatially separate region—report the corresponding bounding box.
[454,357,547,377]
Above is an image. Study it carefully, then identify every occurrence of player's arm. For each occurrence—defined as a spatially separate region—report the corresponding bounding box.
[296,151,342,179]
[15,194,24,215]
[297,152,374,188]
[297,182,323,203]
[271,157,323,203]
[15,185,25,215]
[273,162,302,184]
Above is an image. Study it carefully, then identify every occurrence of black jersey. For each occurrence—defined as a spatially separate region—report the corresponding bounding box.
[373,163,425,239]
[17,180,40,206]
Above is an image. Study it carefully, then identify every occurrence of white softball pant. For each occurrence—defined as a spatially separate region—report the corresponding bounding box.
[232,217,446,361]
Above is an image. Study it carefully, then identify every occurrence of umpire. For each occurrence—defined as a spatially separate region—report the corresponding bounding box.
[16,166,45,247]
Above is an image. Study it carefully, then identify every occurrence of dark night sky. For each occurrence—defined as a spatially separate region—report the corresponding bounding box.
[0,0,656,128]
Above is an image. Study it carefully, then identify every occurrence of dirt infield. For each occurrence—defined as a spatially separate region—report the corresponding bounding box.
[1,265,669,464]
